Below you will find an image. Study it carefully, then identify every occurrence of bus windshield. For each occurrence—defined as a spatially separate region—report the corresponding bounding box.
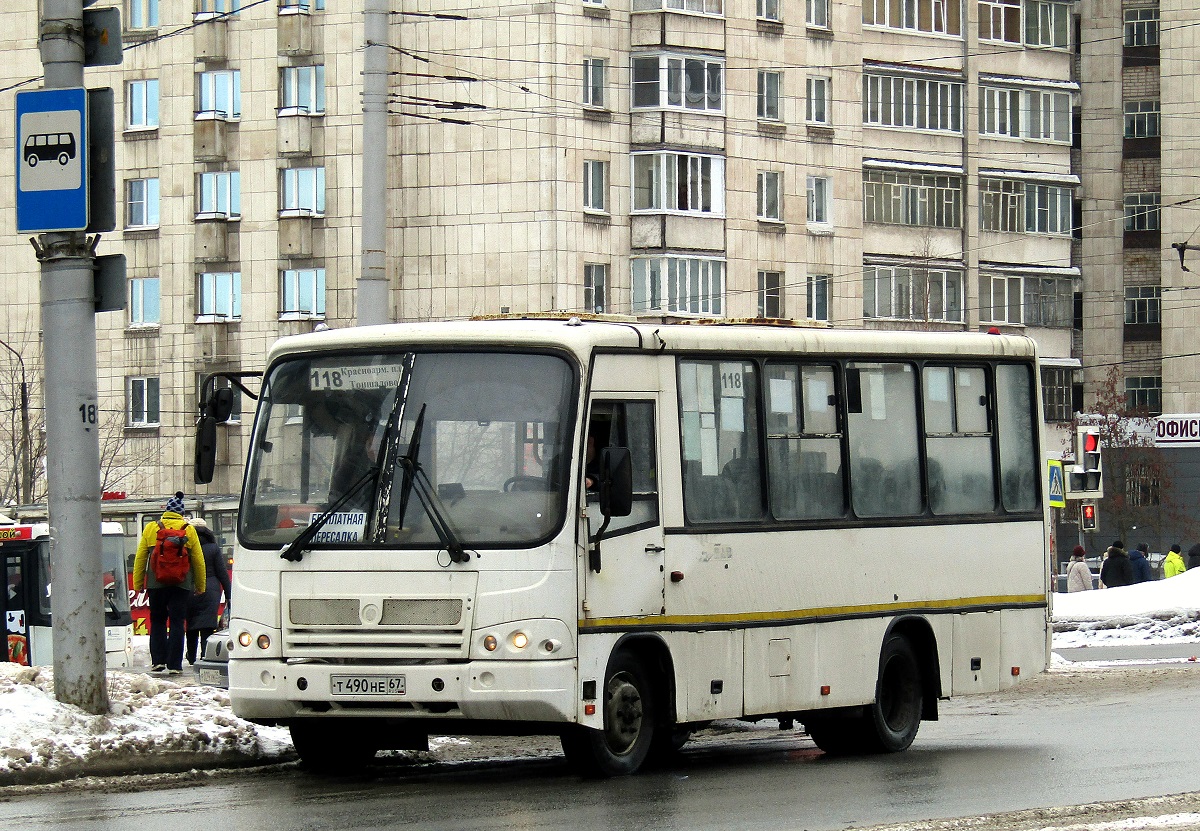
[241,350,576,549]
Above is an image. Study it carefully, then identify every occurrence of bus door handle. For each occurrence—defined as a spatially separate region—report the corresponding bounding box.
[645,544,665,553]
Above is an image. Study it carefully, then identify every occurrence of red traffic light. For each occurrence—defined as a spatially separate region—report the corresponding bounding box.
[1083,432,1099,453]
[1082,504,1095,520]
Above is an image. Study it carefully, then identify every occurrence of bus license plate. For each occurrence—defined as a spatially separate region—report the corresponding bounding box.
[330,675,406,696]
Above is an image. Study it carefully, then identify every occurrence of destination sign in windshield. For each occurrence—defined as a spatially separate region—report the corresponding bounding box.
[309,362,405,391]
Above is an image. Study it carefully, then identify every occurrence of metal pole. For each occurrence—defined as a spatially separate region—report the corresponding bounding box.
[358,0,391,325]
[37,0,108,714]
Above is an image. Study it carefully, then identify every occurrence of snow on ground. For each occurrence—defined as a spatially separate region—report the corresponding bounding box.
[2,571,1200,788]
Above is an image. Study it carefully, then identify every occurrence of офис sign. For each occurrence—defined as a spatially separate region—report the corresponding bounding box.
[1153,414,1200,448]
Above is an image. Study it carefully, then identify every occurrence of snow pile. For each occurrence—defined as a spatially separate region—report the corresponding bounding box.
[1052,568,1200,646]
[0,663,292,786]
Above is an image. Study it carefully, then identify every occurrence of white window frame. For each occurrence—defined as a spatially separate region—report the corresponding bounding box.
[280,166,326,216]
[127,79,159,129]
[280,0,325,10]
[197,170,241,219]
[1124,100,1160,138]
[981,273,1024,324]
[757,171,782,221]
[862,73,963,132]
[1023,275,1073,326]
[807,75,831,125]
[1023,0,1069,47]
[128,0,160,29]
[632,0,724,15]
[281,268,326,319]
[631,256,725,316]
[583,58,606,108]
[1124,192,1161,231]
[584,159,609,213]
[758,71,782,121]
[806,0,830,27]
[980,86,1071,143]
[1025,89,1072,142]
[197,0,240,16]
[807,175,832,225]
[865,265,964,322]
[863,169,962,228]
[197,70,242,120]
[198,271,242,322]
[757,270,783,318]
[129,276,161,327]
[280,65,325,115]
[758,0,782,22]
[1124,7,1159,46]
[863,0,962,36]
[632,152,726,216]
[979,0,1021,43]
[128,377,161,427]
[584,263,608,314]
[126,177,160,229]
[631,54,724,113]
[807,274,831,320]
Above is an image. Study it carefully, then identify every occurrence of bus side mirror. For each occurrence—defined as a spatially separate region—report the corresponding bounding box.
[598,447,633,518]
[210,387,235,423]
[194,415,218,484]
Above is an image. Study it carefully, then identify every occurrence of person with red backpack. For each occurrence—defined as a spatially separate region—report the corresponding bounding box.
[133,492,206,675]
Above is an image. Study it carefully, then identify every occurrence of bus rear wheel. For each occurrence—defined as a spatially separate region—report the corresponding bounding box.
[561,651,655,776]
[290,720,379,773]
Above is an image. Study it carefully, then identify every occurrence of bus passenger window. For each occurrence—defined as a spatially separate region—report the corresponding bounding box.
[923,366,994,515]
[846,362,921,518]
[995,363,1039,511]
[765,363,845,520]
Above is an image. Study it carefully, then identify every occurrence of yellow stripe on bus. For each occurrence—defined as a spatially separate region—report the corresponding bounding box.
[578,594,1047,630]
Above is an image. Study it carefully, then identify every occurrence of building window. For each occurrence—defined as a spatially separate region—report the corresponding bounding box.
[584,160,609,213]
[583,58,606,108]
[128,0,160,29]
[198,0,240,13]
[1124,192,1160,231]
[129,277,161,326]
[1126,375,1162,415]
[1125,286,1161,324]
[280,65,325,114]
[758,0,781,20]
[1023,275,1073,327]
[127,79,159,129]
[863,169,962,228]
[758,171,782,221]
[807,274,831,320]
[584,263,608,314]
[128,377,161,426]
[631,54,724,113]
[632,152,725,215]
[281,268,325,319]
[1024,0,1069,47]
[197,70,241,120]
[281,166,326,216]
[979,0,1021,42]
[862,73,963,132]
[864,265,963,321]
[863,0,961,36]
[1041,366,1079,422]
[758,71,781,121]
[806,75,831,125]
[806,0,830,26]
[632,0,723,15]
[757,271,783,318]
[807,175,831,225]
[126,177,160,229]
[1124,100,1160,138]
[981,179,1073,235]
[1124,7,1159,46]
[980,87,1071,142]
[197,170,241,219]
[982,274,1022,324]
[631,257,724,316]
[198,271,242,322]
[280,0,325,9]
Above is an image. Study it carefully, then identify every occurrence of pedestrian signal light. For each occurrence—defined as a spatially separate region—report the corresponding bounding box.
[1080,502,1097,531]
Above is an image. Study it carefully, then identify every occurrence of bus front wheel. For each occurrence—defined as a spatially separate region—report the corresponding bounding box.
[290,720,379,773]
[26,154,38,168]
[561,651,655,776]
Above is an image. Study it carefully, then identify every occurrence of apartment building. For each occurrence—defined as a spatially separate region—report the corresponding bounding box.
[0,0,1079,507]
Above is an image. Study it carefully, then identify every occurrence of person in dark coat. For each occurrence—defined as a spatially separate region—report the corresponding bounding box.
[1188,544,1200,572]
[185,518,232,666]
[1129,543,1153,583]
[1100,540,1134,589]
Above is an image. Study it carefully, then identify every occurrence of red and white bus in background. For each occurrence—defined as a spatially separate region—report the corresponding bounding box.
[2,521,133,667]
[206,317,1050,776]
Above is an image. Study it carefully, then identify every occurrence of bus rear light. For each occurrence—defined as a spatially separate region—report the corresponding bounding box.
[584,704,596,716]
[256,634,271,650]
[820,685,831,696]
[1011,666,1020,677]
[483,635,498,652]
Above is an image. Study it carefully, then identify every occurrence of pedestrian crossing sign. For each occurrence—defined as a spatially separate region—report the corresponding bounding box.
[1047,460,1066,509]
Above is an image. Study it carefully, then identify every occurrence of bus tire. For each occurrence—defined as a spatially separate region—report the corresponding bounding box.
[290,720,379,773]
[862,634,923,753]
[804,716,869,755]
[561,651,655,776]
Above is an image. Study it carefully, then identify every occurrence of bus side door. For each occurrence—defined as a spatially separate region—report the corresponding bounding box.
[4,553,30,665]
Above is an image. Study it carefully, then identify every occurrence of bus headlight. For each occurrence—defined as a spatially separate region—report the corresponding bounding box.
[472,619,573,660]
[238,631,252,648]
[510,631,529,650]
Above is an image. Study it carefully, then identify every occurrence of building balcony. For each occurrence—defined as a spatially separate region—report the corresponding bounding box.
[195,217,230,262]
[279,215,315,258]
[194,117,230,162]
[1123,136,1160,159]
[193,15,227,62]
[277,111,316,157]
[630,9,725,50]
[279,11,313,56]
[1123,228,1160,249]
[631,214,724,250]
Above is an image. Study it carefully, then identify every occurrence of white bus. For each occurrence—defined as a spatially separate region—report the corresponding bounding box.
[214,317,1049,776]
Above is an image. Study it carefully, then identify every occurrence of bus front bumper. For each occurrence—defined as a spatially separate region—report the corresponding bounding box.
[229,657,578,724]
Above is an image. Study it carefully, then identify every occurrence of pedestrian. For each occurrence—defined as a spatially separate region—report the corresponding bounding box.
[1188,544,1200,571]
[185,517,231,667]
[1163,544,1187,578]
[1066,545,1094,592]
[1099,540,1134,589]
[1129,543,1153,583]
[133,492,206,675]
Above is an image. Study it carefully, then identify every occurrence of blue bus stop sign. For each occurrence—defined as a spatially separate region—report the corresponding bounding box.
[15,87,89,233]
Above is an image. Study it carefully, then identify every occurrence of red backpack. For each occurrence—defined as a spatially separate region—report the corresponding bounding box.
[150,522,191,586]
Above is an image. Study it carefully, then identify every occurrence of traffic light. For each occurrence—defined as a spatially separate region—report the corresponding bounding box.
[1080,501,1098,531]
[1067,426,1104,499]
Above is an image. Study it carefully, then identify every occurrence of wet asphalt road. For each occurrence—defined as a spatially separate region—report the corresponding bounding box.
[6,663,1200,831]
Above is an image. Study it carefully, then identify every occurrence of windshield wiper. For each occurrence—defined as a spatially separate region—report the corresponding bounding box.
[280,465,379,562]
[395,405,469,563]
